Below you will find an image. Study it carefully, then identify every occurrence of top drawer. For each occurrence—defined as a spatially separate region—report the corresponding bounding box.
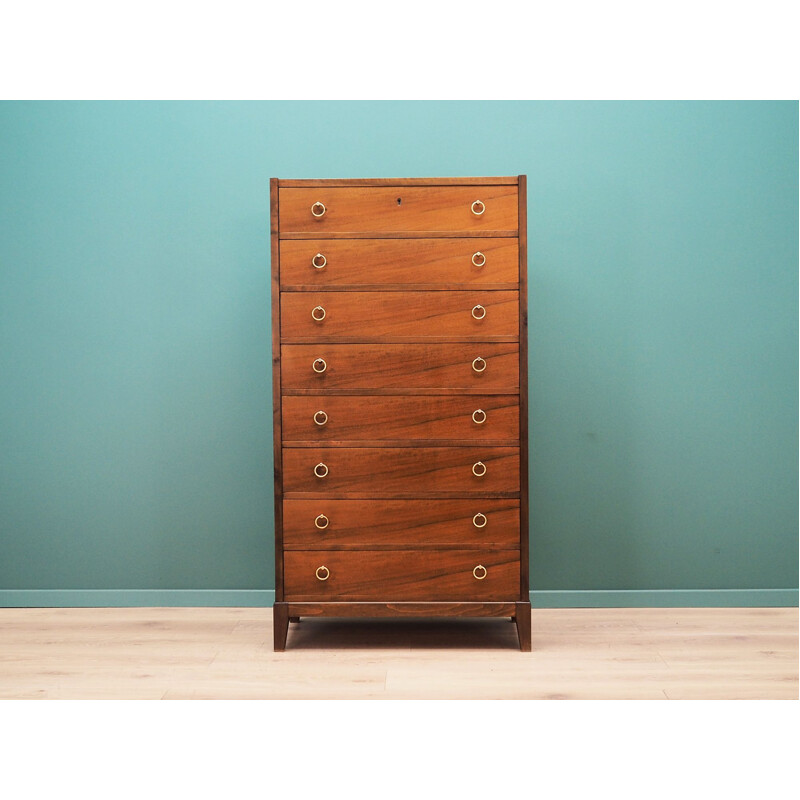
[278,186,519,235]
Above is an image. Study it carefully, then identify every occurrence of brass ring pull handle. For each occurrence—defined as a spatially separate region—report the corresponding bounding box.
[313,410,328,427]
[311,305,326,322]
[314,463,329,478]
[473,564,488,580]
[311,201,327,218]
[472,409,487,425]
[471,304,486,320]
[312,358,327,374]
[472,356,486,373]
[473,513,487,529]
[315,565,330,581]
[472,461,487,477]
[314,514,329,530]
[312,253,327,269]
[471,200,486,216]
[472,251,486,267]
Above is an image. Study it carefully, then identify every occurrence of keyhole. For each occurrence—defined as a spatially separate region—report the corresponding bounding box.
[396,197,402,204]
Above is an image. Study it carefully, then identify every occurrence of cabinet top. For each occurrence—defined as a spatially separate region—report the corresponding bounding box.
[273,176,522,187]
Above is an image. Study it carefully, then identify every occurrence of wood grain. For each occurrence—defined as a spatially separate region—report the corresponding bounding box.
[278,186,518,234]
[280,231,518,240]
[281,343,519,390]
[518,174,529,598]
[282,446,520,495]
[286,602,517,617]
[283,550,520,601]
[270,178,284,602]
[515,600,531,651]
[272,176,528,650]
[282,395,519,443]
[280,290,520,340]
[273,602,288,651]
[279,238,519,288]
[1,607,795,699]
[283,498,520,548]
[278,177,519,187]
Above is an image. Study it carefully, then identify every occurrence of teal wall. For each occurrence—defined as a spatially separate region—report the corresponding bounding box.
[0,101,797,605]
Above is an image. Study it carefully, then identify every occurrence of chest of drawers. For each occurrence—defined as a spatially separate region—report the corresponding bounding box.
[270,176,530,650]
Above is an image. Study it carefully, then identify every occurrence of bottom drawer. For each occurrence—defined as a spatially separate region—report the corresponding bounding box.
[283,550,519,601]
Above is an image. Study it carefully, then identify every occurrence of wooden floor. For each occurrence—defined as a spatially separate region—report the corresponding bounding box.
[0,607,796,699]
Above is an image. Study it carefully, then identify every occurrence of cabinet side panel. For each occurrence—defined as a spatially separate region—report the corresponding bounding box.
[518,175,529,598]
[271,178,284,600]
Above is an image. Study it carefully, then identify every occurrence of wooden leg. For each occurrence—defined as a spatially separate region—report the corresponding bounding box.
[273,603,289,651]
[289,616,300,623]
[515,601,531,652]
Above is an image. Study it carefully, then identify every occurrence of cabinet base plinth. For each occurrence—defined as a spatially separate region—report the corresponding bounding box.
[273,601,532,651]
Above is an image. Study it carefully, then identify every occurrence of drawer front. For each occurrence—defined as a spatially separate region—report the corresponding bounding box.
[284,550,520,601]
[282,395,519,442]
[282,447,520,495]
[281,343,519,390]
[278,186,518,234]
[283,499,520,548]
[281,291,519,340]
[279,238,519,287]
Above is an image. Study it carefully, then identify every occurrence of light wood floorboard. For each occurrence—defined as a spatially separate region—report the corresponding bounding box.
[0,607,796,699]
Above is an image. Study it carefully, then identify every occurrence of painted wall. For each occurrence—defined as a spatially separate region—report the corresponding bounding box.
[0,101,797,604]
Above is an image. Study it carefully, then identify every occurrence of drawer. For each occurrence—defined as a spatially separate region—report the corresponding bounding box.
[283,499,520,548]
[280,291,519,340]
[279,238,519,287]
[282,446,520,495]
[282,395,519,442]
[281,343,519,390]
[278,186,518,234]
[283,550,520,601]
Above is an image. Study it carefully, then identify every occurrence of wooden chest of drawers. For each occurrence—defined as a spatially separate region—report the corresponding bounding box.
[270,176,530,650]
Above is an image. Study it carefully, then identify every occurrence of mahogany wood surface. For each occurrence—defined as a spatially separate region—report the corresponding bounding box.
[273,601,288,651]
[284,601,518,617]
[272,175,528,649]
[270,179,284,602]
[280,231,518,240]
[518,175,530,602]
[278,186,518,234]
[515,600,532,651]
[280,290,519,340]
[279,238,519,288]
[283,550,520,601]
[281,343,519,390]
[283,498,520,548]
[282,446,520,495]
[279,177,519,187]
[282,395,519,442]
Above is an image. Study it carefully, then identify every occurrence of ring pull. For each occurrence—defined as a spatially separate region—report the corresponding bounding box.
[471,251,486,267]
[472,461,487,477]
[311,201,326,218]
[314,514,329,530]
[472,409,487,425]
[472,513,487,529]
[314,463,329,478]
[471,200,485,216]
[473,564,488,580]
[313,410,328,427]
[471,356,486,373]
[315,565,330,581]
[311,305,327,322]
[312,358,327,374]
[471,304,486,320]
[312,253,327,269]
